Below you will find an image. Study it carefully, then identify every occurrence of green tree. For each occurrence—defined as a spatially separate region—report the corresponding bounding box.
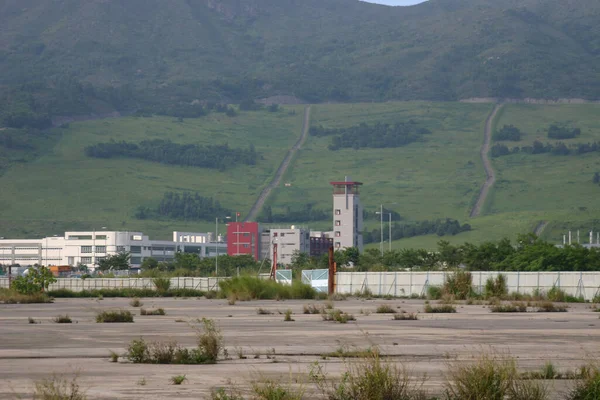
[12,266,56,294]
[97,252,130,271]
[291,251,311,268]
[141,257,159,270]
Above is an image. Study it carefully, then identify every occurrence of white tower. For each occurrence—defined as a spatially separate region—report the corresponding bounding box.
[331,177,363,252]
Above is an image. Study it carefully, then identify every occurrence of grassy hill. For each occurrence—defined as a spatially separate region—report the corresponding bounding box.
[1,0,600,130]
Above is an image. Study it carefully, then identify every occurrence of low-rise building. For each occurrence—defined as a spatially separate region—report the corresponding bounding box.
[0,230,226,269]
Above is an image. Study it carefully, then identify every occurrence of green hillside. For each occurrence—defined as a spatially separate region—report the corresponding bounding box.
[2,0,600,130]
[0,107,305,239]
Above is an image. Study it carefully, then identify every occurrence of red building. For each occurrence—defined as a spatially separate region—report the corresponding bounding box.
[227,222,261,260]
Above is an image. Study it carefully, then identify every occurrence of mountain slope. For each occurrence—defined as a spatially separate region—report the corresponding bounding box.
[0,0,599,125]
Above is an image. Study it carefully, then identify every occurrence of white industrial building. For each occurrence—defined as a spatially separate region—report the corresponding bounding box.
[0,230,227,269]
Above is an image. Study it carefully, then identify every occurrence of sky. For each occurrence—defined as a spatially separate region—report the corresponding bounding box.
[361,0,428,5]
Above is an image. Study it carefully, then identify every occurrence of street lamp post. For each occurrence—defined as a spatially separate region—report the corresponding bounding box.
[215,216,231,276]
[376,209,393,254]
[379,205,383,256]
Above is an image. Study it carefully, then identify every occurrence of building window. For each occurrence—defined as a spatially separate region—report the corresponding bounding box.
[95,246,106,253]
[130,257,142,264]
[68,235,92,240]
[335,220,341,226]
[335,231,341,237]
[81,246,92,253]
[96,257,105,263]
[81,257,92,264]
[335,242,341,248]
[117,246,126,252]
[273,233,278,237]
[96,235,107,240]
[280,233,285,237]
[243,244,249,248]
[68,257,74,265]
[335,209,341,215]
[130,246,142,254]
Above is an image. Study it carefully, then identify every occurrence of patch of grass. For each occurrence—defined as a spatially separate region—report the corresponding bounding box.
[443,270,473,300]
[140,308,165,316]
[171,375,187,385]
[535,301,568,312]
[329,293,347,301]
[33,374,87,400]
[393,312,419,320]
[256,308,273,315]
[321,309,356,323]
[324,345,373,359]
[568,364,600,400]
[0,289,53,304]
[375,304,397,314]
[96,309,134,323]
[303,304,324,314]
[129,298,143,307]
[53,314,72,323]
[219,276,316,301]
[485,274,508,299]
[547,286,584,303]
[48,288,205,298]
[152,277,171,293]
[445,353,549,400]
[251,378,305,400]
[28,317,38,324]
[311,348,431,400]
[137,377,147,386]
[109,351,119,363]
[490,302,528,313]
[424,304,456,313]
[284,309,294,322]
[354,287,374,299]
[427,286,443,300]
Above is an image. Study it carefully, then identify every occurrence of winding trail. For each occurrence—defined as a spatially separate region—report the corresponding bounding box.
[470,104,502,218]
[245,105,312,222]
[534,221,548,236]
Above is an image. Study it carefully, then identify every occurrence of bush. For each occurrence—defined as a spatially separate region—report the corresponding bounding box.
[171,375,187,385]
[153,277,171,292]
[251,379,305,400]
[53,314,72,323]
[490,302,527,313]
[96,310,134,323]
[196,318,223,363]
[322,309,356,323]
[393,312,418,321]
[140,308,166,316]
[535,301,567,313]
[34,374,86,400]
[445,354,548,400]
[11,266,56,295]
[376,304,397,314]
[303,304,324,314]
[127,338,150,363]
[547,287,584,303]
[424,304,456,313]
[427,286,443,300]
[568,364,600,400]
[256,308,273,315]
[0,289,53,304]
[218,276,316,300]
[443,271,473,300]
[129,298,143,307]
[485,275,508,299]
[311,349,431,400]
[284,309,294,322]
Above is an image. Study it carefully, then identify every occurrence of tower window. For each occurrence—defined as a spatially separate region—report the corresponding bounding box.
[335,209,341,215]
[335,220,341,226]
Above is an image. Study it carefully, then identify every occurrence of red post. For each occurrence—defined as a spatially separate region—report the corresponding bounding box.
[270,243,278,280]
[7,265,12,288]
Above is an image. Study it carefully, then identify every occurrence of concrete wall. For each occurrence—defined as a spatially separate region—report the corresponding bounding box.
[335,271,600,301]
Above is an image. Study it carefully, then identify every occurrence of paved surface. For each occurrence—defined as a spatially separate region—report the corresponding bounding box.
[245,105,312,222]
[1,298,598,399]
[471,104,502,218]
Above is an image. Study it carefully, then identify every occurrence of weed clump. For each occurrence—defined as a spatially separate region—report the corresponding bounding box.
[219,276,316,301]
[33,374,86,400]
[322,309,355,323]
[129,298,143,307]
[303,304,324,314]
[424,304,456,313]
[0,289,53,304]
[427,286,443,300]
[153,277,171,292]
[171,375,187,385]
[284,309,294,322]
[393,312,418,321]
[53,314,72,323]
[375,304,397,314]
[485,274,508,299]
[96,310,134,323]
[140,308,165,316]
[535,301,567,313]
[443,270,473,300]
[490,302,528,313]
[568,364,600,400]
[28,317,38,324]
[256,308,273,315]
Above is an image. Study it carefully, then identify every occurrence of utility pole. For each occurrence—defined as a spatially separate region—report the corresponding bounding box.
[388,213,392,252]
[380,204,383,256]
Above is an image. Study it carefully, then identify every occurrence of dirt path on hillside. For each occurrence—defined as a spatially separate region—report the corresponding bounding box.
[244,105,312,222]
[470,104,502,218]
[534,221,548,236]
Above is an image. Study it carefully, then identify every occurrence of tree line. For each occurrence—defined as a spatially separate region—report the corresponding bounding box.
[309,121,431,151]
[491,140,600,158]
[135,192,232,222]
[260,205,329,223]
[85,140,258,171]
[363,218,471,244]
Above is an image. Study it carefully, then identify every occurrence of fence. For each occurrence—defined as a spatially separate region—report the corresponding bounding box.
[0,277,224,292]
[2,271,600,300]
[335,271,600,301]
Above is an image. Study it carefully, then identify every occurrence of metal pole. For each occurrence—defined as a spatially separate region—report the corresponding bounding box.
[380,204,383,256]
[236,213,239,257]
[215,217,218,276]
[388,213,392,252]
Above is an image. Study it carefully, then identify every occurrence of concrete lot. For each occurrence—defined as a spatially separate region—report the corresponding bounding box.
[1,298,598,399]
